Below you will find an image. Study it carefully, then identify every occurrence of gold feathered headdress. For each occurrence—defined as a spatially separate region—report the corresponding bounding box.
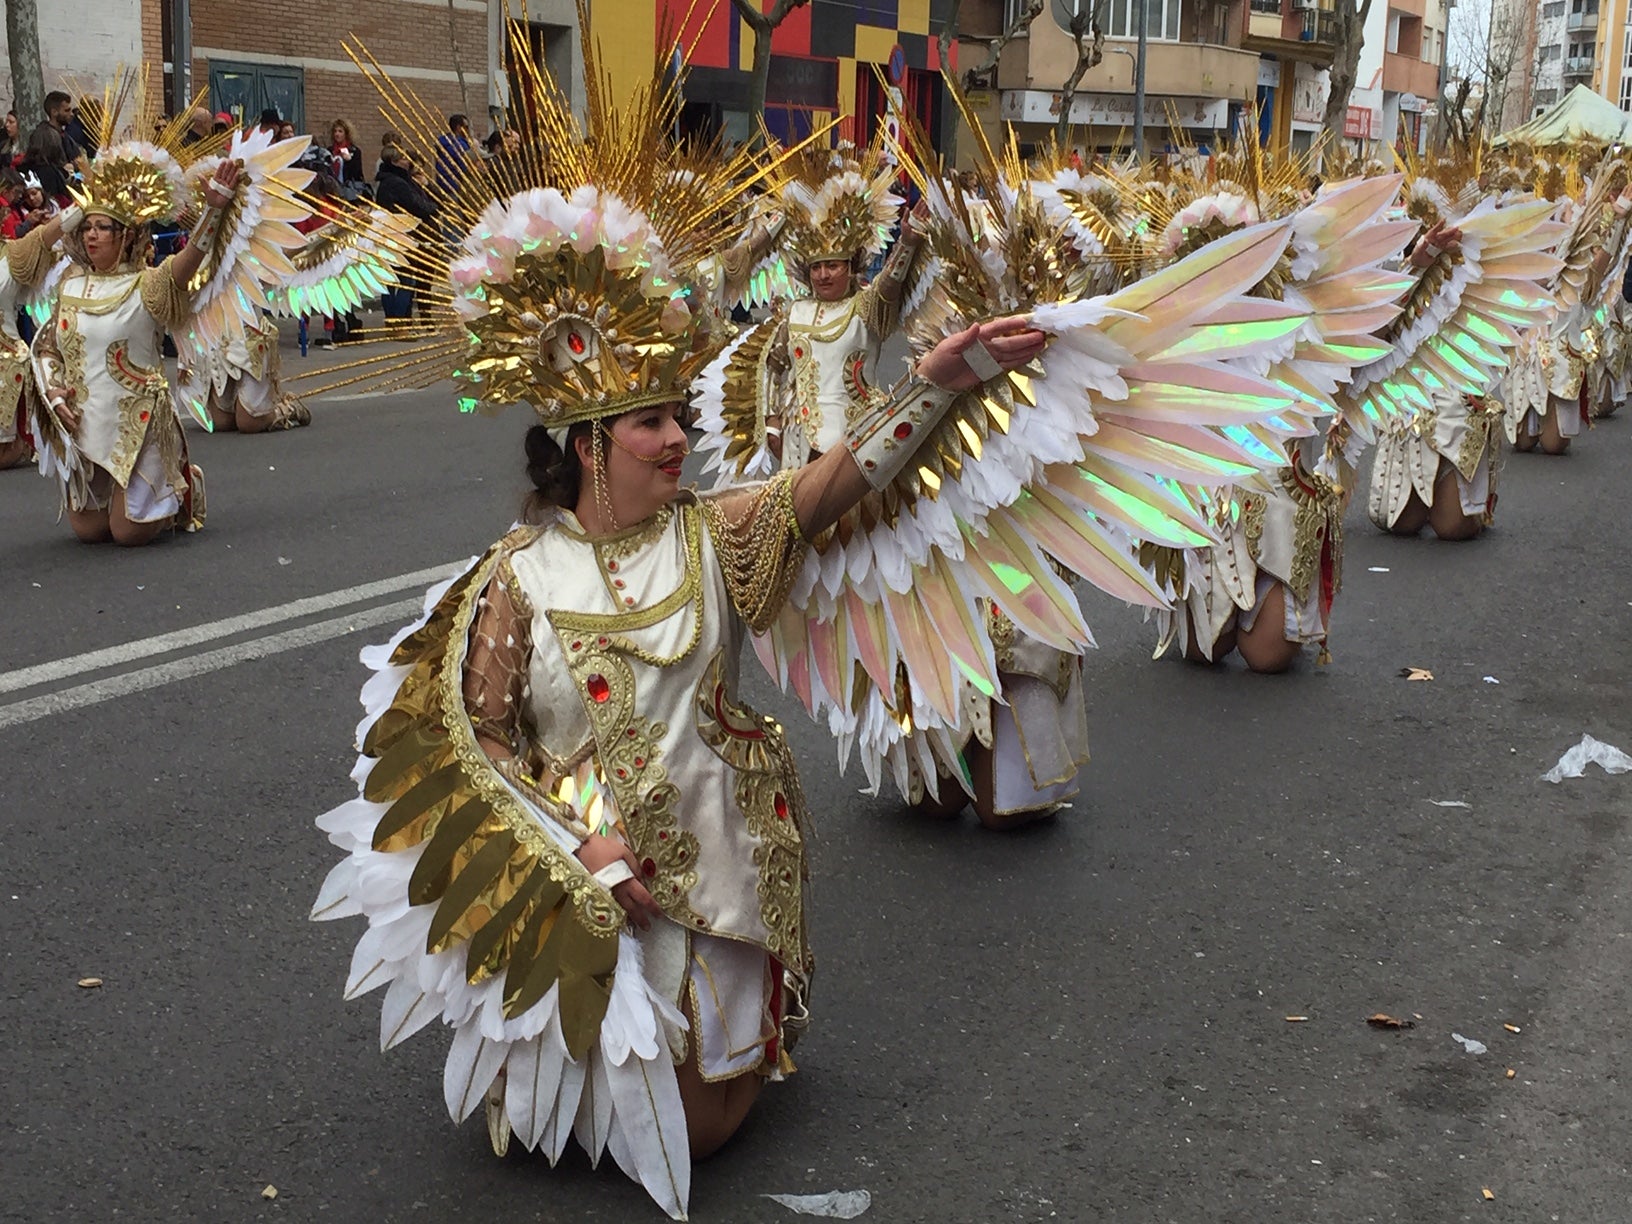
[70,72,228,226]
[776,133,902,269]
[323,7,797,430]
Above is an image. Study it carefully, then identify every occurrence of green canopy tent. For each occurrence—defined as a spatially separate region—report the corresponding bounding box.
[1495,84,1632,148]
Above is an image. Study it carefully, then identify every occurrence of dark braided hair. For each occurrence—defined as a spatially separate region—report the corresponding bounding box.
[523,421,593,520]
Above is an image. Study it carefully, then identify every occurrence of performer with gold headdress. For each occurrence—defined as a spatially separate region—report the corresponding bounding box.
[1504,159,1632,455]
[310,23,1045,1218]
[696,137,924,479]
[29,79,314,542]
[0,209,77,469]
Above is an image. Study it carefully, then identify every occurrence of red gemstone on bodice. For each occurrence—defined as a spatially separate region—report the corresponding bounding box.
[642,858,657,878]
[567,331,586,355]
[893,422,913,440]
[586,673,610,703]
[773,792,789,819]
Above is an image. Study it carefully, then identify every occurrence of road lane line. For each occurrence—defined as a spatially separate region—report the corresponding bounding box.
[0,562,462,696]
[0,598,423,730]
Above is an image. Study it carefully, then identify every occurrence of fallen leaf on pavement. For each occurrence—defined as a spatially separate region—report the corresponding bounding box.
[261,1185,278,1201]
[77,977,101,989]
[1366,1013,1415,1029]
[1482,1188,1495,1201]
[1506,1068,1516,1079]
[1400,667,1434,681]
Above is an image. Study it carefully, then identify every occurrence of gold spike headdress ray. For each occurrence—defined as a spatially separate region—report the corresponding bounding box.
[775,130,903,270]
[324,3,801,430]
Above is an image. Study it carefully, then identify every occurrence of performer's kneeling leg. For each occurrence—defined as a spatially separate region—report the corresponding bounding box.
[1236,583,1301,674]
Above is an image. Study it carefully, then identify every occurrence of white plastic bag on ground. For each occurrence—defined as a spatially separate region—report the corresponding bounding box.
[1541,734,1632,783]
[765,1190,873,1218]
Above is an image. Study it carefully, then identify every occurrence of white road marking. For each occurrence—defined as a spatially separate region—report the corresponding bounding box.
[0,562,461,695]
[0,598,423,730]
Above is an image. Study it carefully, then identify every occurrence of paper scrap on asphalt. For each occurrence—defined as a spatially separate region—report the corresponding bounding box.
[1483,676,1500,684]
[1541,734,1632,783]
[76,977,101,988]
[1368,567,1390,572]
[1452,1032,1487,1055]
[1401,667,1434,681]
[1428,800,1471,808]
[261,1185,278,1200]
[765,1190,872,1218]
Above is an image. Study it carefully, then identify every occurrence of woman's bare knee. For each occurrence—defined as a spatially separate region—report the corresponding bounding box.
[68,511,111,543]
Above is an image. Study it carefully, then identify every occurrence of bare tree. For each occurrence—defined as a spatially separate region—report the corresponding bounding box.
[448,0,471,114]
[939,0,1046,92]
[1055,0,1108,145]
[1319,0,1374,149]
[730,0,812,136]
[1446,0,1529,139]
[6,0,44,132]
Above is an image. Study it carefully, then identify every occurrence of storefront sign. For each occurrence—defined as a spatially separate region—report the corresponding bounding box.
[1000,90,1230,130]
[1343,103,1383,139]
[1291,61,1325,125]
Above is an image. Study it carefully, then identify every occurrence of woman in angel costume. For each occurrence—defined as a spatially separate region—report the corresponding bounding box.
[1135,149,1560,669]
[310,34,1046,1218]
[1503,158,1632,456]
[29,86,314,543]
[698,107,1361,825]
[703,137,924,475]
[0,208,79,469]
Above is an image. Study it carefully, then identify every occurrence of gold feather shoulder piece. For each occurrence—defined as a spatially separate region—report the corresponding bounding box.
[313,536,623,1063]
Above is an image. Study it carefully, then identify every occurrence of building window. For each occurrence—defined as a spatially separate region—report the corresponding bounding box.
[1535,88,1558,105]
[1542,0,1564,14]
[1053,0,1181,42]
[1249,0,1281,12]
[1622,75,1632,110]
[1624,25,1632,68]
[1540,43,1562,61]
[1571,0,1599,13]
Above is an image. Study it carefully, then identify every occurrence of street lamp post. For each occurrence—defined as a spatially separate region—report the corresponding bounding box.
[1134,0,1149,156]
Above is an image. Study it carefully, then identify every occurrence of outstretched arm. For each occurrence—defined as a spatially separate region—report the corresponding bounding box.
[167,160,242,288]
[789,316,1045,537]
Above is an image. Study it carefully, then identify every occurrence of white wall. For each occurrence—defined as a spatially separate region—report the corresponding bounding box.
[0,0,144,113]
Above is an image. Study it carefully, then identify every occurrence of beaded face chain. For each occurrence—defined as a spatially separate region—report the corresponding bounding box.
[588,416,690,534]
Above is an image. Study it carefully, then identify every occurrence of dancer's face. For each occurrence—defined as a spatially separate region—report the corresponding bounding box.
[808,259,852,301]
[83,216,127,271]
[577,403,690,528]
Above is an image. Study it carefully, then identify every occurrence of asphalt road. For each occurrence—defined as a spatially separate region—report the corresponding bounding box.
[3,330,1630,1224]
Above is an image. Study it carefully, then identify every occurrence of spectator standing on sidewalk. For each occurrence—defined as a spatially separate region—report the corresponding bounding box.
[18,128,68,204]
[32,91,81,164]
[0,112,20,164]
[434,112,471,193]
[328,119,365,192]
[373,147,436,320]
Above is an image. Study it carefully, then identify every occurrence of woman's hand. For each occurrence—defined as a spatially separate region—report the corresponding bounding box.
[576,831,663,930]
[1411,219,1462,269]
[47,387,79,433]
[204,159,241,209]
[915,316,1048,392]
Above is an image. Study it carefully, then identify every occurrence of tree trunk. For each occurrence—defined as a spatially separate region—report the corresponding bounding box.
[1319,0,1372,149]
[1054,3,1105,147]
[730,0,810,142]
[7,0,44,134]
[448,0,470,113]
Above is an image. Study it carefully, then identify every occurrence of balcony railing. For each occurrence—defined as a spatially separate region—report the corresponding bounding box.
[1567,9,1599,30]
[1564,54,1595,74]
[1300,8,1338,43]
